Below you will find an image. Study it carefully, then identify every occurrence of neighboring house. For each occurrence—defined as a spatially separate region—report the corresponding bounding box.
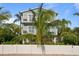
[19,8,58,43]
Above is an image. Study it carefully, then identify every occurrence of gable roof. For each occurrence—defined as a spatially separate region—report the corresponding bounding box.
[19,7,47,14]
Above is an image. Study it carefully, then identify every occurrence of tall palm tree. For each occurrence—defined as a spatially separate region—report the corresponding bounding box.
[13,3,57,54]
[29,4,57,45]
[30,3,57,54]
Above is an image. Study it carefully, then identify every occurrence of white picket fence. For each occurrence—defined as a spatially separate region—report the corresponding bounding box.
[0,45,79,55]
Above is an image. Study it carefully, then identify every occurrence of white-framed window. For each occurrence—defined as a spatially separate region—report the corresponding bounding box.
[28,14,33,21]
[22,12,27,21]
[29,26,34,33]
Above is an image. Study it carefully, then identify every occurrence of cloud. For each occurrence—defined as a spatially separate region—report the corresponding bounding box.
[4,17,20,25]
[5,17,15,23]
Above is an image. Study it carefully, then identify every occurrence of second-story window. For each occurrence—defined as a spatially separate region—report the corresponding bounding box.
[29,14,33,21]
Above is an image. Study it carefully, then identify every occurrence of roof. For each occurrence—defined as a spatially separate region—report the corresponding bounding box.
[19,7,47,14]
[19,8,39,13]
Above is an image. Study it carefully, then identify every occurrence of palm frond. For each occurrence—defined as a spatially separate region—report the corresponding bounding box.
[0,8,11,21]
[73,13,79,16]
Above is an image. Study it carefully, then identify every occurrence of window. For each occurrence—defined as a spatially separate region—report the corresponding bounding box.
[29,26,34,33]
[31,26,34,33]
[29,14,33,21]
[23,19,27,21]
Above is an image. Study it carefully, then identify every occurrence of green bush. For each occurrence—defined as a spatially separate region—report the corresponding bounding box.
[62,32,78,45]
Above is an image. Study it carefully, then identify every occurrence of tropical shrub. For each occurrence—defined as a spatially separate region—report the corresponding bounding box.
[61,32,79,45]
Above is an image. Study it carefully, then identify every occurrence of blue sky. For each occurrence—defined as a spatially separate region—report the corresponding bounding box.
[0,3,79,29]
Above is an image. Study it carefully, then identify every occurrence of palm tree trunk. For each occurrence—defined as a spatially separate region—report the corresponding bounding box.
[41,39,45,55]
[39,3,46,55]
[20,19,21,35]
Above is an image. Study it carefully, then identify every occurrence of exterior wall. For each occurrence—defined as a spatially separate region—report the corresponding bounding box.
[21,24,36,34]
[0,45,79,55]
[21,11,33,23]
[21,11,36,34]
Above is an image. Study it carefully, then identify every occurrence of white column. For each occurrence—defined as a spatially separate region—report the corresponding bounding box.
[53,37,57,43]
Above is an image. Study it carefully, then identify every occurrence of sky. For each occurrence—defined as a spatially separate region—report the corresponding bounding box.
[0,3,79,29]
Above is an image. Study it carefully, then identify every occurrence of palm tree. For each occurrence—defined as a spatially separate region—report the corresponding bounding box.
[30,4,57,45]
[0,7,11,24]
[14,12,22,35]
[13,3,57,54]
[50,19,71,43]
[0,7,11,43]
[73,27,79,37]
[27,4,57,54]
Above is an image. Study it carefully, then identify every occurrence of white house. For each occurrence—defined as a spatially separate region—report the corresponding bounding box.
[19,8,58,43]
